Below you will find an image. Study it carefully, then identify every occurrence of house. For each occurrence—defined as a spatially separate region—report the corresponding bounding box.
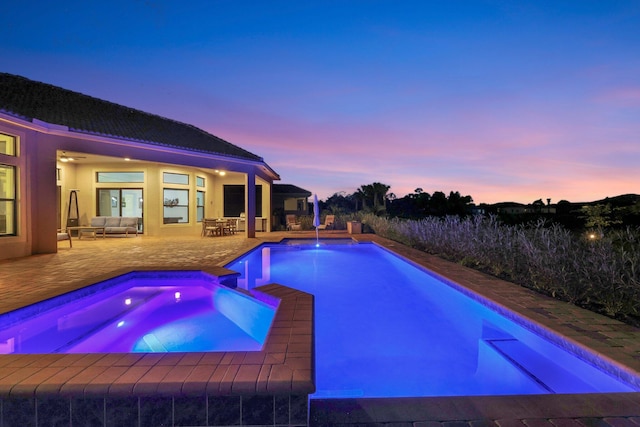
[272,184,312,229]
[494,201,556,215]
[0,73,280,260]
[494,202,529,215]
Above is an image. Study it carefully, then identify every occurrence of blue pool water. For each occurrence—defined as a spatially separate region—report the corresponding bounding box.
[0,271,277,353]
[225,239,639,398]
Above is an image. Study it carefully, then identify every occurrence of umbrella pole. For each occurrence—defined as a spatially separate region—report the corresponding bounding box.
[313,194,320,246]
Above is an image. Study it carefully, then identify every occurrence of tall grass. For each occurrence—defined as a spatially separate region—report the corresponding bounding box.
[361,214,640,324]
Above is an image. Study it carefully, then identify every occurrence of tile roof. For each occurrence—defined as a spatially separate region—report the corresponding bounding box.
[0,73,263,162]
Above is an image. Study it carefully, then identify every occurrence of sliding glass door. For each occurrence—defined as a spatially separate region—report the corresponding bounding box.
[97,188,143,233]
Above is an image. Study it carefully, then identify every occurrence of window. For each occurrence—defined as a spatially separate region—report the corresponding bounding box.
[163,172,189,185]
[196,176,205,187]
[97,172,144,183]
[163,189,188,224]
[0,165,16,236]
[223,185,262,217]
[196,191,205,222]
[97,189,144,233]
[0,133,16,156]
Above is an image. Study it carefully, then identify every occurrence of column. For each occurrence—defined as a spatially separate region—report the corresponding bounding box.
[245,172,256,238]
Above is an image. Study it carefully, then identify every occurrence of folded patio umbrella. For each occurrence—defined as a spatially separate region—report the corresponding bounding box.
[313,194,320,244]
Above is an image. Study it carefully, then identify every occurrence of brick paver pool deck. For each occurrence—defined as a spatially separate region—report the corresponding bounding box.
[1,231,640,426]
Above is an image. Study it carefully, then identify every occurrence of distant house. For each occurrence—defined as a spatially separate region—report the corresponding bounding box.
[494,202,556,215]
[495,202,528,215]
[272,184,311,229]
[0,73,280,260]
[273,184,311,214]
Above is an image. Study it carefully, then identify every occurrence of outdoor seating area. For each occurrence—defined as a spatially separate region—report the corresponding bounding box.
[201,218,238,237]
[90,216,139,236]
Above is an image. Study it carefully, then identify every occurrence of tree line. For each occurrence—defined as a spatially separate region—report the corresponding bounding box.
[320,182,475,218]
[319,182,640,229]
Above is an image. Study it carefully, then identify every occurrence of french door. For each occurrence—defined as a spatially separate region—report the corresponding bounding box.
[97,188,144,233]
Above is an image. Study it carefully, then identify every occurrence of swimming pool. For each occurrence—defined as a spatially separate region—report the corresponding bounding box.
[0,271,277,353]
[225,239,639,398]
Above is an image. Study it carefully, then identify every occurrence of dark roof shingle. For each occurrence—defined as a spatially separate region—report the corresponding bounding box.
[0,73,262,162]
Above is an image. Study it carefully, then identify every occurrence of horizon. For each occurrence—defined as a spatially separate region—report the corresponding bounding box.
[307,187,639,206]
[2,1,638,205]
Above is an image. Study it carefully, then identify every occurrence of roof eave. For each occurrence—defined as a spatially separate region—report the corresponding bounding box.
[1,112,281,178]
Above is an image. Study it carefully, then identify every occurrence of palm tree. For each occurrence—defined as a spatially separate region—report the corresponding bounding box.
[358,184,376,210]
[352,188,366,211]
[371,182,391,211]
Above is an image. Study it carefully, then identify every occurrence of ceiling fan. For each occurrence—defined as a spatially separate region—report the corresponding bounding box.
[59,151,87,162]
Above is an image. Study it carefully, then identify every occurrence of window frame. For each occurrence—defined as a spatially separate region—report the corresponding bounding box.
[162,188,189,224]
[96,171,145,183]
[163,172,189,185]
[0,164,16,236]
[196,190,205,223]
[0,133,17,156]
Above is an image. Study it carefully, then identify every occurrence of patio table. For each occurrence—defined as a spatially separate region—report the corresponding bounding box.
[66,226,106,240]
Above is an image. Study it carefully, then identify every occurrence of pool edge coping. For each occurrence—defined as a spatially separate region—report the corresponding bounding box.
[0,270,315,399]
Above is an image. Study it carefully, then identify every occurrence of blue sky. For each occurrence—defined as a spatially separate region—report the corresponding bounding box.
[2,1,639,203]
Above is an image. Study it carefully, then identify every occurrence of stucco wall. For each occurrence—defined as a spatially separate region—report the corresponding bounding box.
[0,118,276,260]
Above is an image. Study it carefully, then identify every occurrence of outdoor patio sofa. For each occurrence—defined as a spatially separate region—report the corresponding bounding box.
[90,216,139,236]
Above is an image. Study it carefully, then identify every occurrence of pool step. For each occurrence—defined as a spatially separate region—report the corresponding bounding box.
[142,334,168,352]
[485,338,598,393]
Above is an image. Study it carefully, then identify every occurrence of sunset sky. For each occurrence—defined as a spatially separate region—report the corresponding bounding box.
[2,1,639,203]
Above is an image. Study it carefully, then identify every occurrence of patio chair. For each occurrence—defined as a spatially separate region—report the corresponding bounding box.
[317,215,335,230]
[57,229,72,247]
[202,219,221,237]
[286,214,302,231]
[223,219,238,235]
